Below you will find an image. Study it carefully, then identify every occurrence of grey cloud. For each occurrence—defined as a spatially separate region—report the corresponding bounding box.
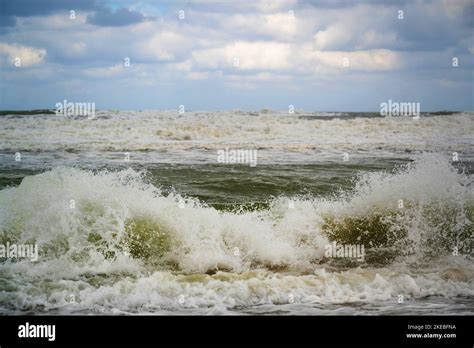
[0,0,97,27]
[0,15,16,28]
[0,0,97,16]
[0,0,148,29]
[87,8,148,27]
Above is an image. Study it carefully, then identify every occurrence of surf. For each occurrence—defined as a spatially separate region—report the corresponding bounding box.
[0,153,471,272]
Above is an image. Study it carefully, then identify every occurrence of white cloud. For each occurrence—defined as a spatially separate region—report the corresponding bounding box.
[194,0,298,14]
[189,40,400,78]
[313,25,351,50]
[215,12,309,41]
[0,0,460,88]
[191,41,292,70]
[304,49,401,71]
[0,43,46,67]
[140,30,189,61]
[251,0,298,13]
[83,63,125,77]
[310,4,400,51]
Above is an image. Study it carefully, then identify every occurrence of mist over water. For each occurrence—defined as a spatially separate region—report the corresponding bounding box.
[0,111,472,315]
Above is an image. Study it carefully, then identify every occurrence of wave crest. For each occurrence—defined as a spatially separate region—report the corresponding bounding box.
[0,154,472,276]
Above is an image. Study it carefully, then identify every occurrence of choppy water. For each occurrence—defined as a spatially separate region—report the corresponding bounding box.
[0,110,472,315]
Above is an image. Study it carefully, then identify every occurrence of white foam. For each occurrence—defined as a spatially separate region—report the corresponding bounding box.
[0,111,472,153]
[0,154,472,313]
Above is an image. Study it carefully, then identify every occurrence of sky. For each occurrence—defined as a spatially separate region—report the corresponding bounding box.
[0,0,472,111]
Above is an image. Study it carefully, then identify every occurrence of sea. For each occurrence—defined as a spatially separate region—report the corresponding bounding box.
[0,110,472,315]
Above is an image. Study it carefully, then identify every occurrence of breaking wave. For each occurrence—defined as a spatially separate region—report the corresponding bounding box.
[0,154,472,314]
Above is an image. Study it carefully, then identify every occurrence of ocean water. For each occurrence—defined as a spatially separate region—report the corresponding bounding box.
[0,110,472,315]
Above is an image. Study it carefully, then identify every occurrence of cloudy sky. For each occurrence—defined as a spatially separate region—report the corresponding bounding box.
[0,0,472,111]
